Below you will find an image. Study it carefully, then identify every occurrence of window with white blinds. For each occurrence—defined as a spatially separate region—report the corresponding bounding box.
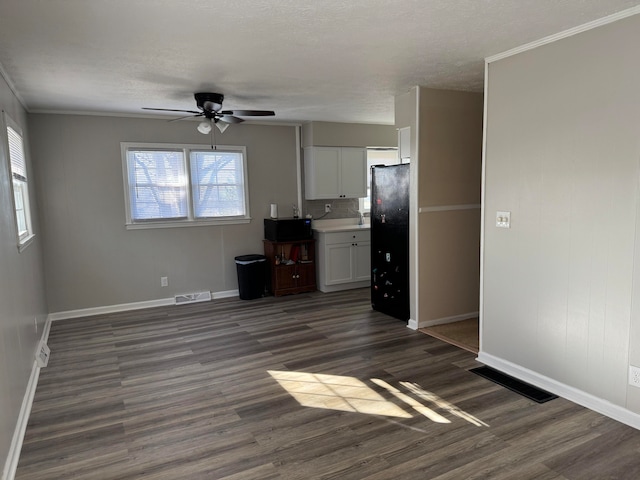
[190,150,246,218]
[8,126,26,180]
[5,117,34,247]
[122,143,250,228]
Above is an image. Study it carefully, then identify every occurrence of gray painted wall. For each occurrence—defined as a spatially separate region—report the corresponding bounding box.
[301,121,396,148]
[29,115,299,313]
[395,88,482,327]
[417,89,482,325]
[483,14,640,412]
[0,79,48,473]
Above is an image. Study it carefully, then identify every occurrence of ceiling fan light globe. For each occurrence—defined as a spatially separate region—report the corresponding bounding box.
[197,120,212,134]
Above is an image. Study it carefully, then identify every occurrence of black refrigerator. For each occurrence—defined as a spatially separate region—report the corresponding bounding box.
[370,164,410,321]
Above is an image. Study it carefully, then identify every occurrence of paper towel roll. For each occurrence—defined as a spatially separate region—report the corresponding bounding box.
[270,203,278,218]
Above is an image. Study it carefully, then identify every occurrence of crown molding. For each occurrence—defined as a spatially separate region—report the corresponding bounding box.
[486,6,640,64]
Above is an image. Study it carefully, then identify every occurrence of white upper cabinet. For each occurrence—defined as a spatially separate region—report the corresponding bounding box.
[304,147,366,199]
[398,126,411,162]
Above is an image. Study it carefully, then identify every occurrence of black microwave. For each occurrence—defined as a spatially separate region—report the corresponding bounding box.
[264,218,312,241]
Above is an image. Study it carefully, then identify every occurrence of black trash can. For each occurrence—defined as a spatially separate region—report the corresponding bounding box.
[235,254,267,300]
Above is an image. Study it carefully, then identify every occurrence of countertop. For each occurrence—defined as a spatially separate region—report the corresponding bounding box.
[312,223,370,233]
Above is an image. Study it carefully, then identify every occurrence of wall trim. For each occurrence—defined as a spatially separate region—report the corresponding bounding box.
[419,311,479,328]
[2,362,40,480]
[486,6,640,64]
[28,109,304,127]
[49,289,240,321]
[477,352,640,431]
[2,315,52,480]
[419,204,481,213]
[407,318,418,330]
[0,62,28,112]
[213,289,240,300]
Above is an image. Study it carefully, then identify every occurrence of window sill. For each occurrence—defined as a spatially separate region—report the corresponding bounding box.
[17,233,35,252]
[125,218,252,230]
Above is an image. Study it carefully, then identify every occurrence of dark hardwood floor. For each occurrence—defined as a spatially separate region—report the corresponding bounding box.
[16,289,640,479]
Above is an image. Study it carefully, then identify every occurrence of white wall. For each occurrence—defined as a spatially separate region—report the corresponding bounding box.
[28,115,299,313]
[0,78,48,475]
[395,88,419,325]
[482,13,640,414]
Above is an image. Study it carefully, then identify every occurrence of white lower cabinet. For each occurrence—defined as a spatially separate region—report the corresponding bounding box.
[315,229,371,292]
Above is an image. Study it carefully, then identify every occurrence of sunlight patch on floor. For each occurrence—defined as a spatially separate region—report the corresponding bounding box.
[268,370,489,427]
[268,370,411,418]
[401,381,489,427]
[371,378,450,423]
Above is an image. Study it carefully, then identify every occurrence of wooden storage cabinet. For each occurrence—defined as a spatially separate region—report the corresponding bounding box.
[263,239,316,296]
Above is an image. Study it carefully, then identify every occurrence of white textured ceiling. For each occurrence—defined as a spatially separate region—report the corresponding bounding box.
[0,0,638,125]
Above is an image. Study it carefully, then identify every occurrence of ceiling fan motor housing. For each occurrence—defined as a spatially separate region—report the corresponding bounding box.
[195,92,224,114]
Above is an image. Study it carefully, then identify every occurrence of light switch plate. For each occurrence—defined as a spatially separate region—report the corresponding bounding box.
[629,365,640,387]
[496,211,511,228]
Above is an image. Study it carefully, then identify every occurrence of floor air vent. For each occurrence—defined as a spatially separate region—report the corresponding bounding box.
[175,291,212,305]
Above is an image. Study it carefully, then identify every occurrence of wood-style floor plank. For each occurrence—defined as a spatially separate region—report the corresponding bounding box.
[15,288,640,479]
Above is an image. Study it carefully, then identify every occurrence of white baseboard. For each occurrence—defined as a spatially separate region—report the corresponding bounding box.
[419,311,479,329]
[476,351,640,431]
[407,318,419,330]
[318,281,370,293]
[49,297,175,321]
[2,362,39,480]
[2,314,52,480]
[213,289,239,300]
[49,289,241,321]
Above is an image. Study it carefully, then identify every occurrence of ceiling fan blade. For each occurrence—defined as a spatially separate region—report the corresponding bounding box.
[220,110,275,117]
[168,113,204,123]
[142,107,201,114]
[218,115,245,124]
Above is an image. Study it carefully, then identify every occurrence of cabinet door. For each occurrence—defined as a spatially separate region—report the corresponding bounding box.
[339,148,367,198]
[325,243,353,285]
[275,265,297,291]
[398,127,411,162]
[353,242,371,282]
[296,263,316,288]
[304,147,341,199]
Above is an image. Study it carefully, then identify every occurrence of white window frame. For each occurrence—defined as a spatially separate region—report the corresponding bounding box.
[121,142,251,229]
[4,113,35,251]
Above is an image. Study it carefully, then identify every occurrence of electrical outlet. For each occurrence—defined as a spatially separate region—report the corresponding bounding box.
[161,276,168,287]
[496,211,511,228]
[629,365,640,387]
[325,204,332,213]
[36,342,50,368]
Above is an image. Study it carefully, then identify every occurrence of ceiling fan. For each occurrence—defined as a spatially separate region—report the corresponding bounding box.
[143,92,275,133]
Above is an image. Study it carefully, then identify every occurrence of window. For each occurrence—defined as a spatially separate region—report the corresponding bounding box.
[359,148,399,213]
[122,143,250,228]
[5,115,34,249]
